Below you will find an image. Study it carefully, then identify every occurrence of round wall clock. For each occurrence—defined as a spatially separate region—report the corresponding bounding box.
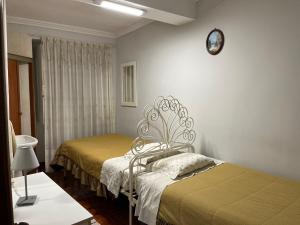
[206,28,225,55]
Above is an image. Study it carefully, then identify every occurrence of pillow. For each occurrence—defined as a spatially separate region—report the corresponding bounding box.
[124,142,181,165]
[149,153,214,179]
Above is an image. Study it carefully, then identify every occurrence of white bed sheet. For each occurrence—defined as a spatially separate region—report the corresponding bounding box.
[100,155,223,225]
[134,158,224,225]
[100,156,145,197]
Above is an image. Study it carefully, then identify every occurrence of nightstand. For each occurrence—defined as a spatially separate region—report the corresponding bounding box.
[12,172,93,225]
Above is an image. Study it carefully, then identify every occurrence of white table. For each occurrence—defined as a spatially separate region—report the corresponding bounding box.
[12,172,93,225]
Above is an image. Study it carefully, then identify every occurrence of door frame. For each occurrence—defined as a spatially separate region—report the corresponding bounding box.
[8,58,21,134]
[8,53,32,63]
[8,55,36,137]
[0,0,14,223]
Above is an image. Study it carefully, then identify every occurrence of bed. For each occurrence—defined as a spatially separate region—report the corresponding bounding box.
[158,163,300,225]
[51,134,134,195]
[52,96,300,225]
[120,96,300,225]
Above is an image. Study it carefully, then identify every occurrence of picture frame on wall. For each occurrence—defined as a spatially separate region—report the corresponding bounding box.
[121,61,137,107]
[206,28,225,55]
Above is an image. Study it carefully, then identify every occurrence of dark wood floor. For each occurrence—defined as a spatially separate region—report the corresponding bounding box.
[48,170,139,225]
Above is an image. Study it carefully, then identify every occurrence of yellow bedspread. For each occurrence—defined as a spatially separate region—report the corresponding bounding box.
[159,163,300,225]
[54,134,134,178]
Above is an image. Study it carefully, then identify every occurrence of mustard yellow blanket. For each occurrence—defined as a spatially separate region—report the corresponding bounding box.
[54,134,134,178]
[159,163,300,225]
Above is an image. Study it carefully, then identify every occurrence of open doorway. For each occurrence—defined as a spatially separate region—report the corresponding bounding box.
[8,56,35,137]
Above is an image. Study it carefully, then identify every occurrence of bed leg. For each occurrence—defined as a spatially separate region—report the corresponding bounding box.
[63,168,67,177]
[129,201,132,225]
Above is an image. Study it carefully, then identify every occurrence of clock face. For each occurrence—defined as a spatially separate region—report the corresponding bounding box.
[206,29,224,55]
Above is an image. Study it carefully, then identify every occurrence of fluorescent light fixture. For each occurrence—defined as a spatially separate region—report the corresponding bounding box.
[100,1,144,16]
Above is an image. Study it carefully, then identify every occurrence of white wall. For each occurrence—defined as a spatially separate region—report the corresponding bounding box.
[116,0,300,180]
[7,31,32,58]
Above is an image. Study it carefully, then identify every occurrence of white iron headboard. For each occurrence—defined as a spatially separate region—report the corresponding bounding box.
[131,95,196,155]
[128,96,196,225]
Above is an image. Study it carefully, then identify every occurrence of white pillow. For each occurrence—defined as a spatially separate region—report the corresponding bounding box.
[149,153,214,179]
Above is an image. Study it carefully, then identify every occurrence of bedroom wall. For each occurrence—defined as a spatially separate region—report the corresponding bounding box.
[7,31,32,58]
[116,0,300,180]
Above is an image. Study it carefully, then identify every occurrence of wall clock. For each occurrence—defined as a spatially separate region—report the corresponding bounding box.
[206,28,225,55]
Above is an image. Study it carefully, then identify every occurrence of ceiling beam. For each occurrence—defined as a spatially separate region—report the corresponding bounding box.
[124,0,196,20]
[7,16,116,38]
[75,0,197,25]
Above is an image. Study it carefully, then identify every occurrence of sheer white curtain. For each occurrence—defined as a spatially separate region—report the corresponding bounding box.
[41,37,115,171]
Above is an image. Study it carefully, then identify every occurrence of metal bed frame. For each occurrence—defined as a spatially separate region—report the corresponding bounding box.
[125,96,196,225]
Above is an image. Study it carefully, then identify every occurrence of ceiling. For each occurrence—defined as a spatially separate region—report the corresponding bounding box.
[7,0,151,35]
[7,0,197,38]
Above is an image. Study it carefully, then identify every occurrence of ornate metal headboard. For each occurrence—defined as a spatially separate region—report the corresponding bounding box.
[128,96,197,225]
[131,96,196,155]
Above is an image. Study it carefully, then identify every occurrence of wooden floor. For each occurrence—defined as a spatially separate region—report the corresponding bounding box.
[48,170,140,225]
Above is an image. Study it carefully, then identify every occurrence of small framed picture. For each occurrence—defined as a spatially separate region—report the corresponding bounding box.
[121,61,137,107]
[206,29,224,55]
